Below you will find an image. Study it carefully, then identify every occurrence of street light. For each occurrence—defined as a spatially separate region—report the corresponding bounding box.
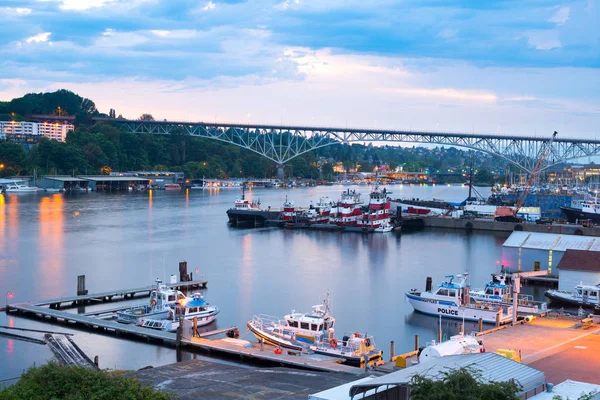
[5,291,14,312]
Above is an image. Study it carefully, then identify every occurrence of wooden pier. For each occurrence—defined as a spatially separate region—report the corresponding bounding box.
[31,279,208,309]
[6,303,366,374]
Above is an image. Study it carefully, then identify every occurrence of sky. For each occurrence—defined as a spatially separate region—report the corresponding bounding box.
[0,0,599,138]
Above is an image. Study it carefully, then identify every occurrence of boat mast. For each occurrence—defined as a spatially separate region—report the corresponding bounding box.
[468,154,473,200]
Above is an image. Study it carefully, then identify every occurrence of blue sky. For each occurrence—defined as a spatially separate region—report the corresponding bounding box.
[0,0,599,137]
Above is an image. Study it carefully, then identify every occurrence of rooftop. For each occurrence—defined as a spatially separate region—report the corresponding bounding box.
[557,249,600,272]
[43,176,86,182]
[79,176,149,182]
[348,353,545,398]
[530,380,600,399]
[503,231,600,252]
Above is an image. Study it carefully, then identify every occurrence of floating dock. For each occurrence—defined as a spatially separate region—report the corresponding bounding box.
[28,279,208,310]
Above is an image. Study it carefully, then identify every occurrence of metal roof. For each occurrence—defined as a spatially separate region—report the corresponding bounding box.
[349,353,546,398]
[503,231,600,252]
[0,178,27,184]
[529,379,600,399]
[79,176,149,182]
[43,176,86,182]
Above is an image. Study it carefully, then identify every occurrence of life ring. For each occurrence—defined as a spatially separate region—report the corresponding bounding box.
[365,338,371,347]
[483,303,490,310]
[330,338,338,349]
[151,298,157,306]
[354,332,361,338]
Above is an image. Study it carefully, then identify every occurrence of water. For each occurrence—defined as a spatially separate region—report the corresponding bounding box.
[0,183,515,380]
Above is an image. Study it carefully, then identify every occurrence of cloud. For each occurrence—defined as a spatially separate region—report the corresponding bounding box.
[437,28,458,40]
[549,6,570,25]
[150,30,198,39]
[2,7,32,16]
[518,30,561,50]
[385,88,498,103]
[202,1,216,11]
[25,32,51,43]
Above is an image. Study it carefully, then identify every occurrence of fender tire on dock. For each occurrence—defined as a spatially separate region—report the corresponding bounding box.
[574,228,584,235]
[465,222,473,232]
[514,224,523,231]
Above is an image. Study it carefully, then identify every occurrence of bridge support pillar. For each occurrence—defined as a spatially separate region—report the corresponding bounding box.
[276,163,284,180]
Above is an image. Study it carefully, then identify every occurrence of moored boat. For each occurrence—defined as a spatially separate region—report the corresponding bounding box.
[560,194,600,224]
[164,183,181,191]
[309,332,383,367]
[329,189,362,227]
[136,292,219,331]
[418,333,484,363]
[355,186,393,233]
[405,273,513,324]
[545,283,600,308]
[4,183,39,193]
[116,280,186,324]
[470,274,548,315]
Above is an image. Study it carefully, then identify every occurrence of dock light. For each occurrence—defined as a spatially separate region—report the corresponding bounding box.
[5,291,14,310]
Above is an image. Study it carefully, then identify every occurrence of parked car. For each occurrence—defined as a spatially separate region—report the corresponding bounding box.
[536,217,553,225]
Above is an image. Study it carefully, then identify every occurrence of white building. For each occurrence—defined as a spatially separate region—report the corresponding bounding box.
[0,121,73,142]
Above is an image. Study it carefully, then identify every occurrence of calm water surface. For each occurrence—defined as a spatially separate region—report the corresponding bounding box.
[0,184,530,380]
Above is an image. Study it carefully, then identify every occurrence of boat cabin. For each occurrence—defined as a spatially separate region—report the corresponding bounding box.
[150,286,186,307]
[575,285,600,302]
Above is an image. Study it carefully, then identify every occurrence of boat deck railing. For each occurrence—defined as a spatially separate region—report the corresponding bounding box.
[250,314,286,329]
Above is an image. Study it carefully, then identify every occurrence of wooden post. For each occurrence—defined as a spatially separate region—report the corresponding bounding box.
[260,338,264,351]
[479,318,483,332]
[77,275,87,296]
[94,355,99,368]
[179,261,188,282]
[193,316,198,337]
[414,335,419,351]
[438,328,442,343]
[389,341,395,361]
[496,312,501,327]
[459,323,464,334]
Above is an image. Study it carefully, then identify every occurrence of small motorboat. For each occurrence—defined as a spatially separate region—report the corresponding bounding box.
[5,183,39,193]
[136,292,219,332]
[310,332,383,367]
[116,279,186,324]
[545,283,600,308]
[164,183,182,191]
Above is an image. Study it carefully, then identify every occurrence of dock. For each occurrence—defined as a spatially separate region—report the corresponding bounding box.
[45,334,97,369]
[7,303,368,375]
[29,279,208,309]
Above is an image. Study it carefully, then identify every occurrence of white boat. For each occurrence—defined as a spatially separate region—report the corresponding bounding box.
[419,333,483,363]
[545,283,600,308]
[470,274,548,315]
[309,332,383,366]
[4,183,39,193]
[136,292,219,332]
[45,188,64,193]
[116,280,187,324]
[405,273,513,324]
[247,293,336,351]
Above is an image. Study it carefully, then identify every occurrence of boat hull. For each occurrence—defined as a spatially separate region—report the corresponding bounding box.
[405,292,507,324]
[559,206,600,224]
[246,322,304,351]
[116,308,170,324]
[226,209,281,226]
[310,347,382,367]
[545,290,599,308]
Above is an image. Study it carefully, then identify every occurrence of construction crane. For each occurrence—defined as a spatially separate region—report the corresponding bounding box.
[495,131,558,222]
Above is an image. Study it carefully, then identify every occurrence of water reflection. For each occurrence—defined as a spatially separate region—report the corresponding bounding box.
[39,195,65,295]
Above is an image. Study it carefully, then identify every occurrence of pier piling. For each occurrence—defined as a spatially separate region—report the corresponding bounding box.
[77,275,87,296]
[479,318,483,332]
[389,341,395,361]
[425,277,432,292]
[438,329,442,343]
[414,335,419,351]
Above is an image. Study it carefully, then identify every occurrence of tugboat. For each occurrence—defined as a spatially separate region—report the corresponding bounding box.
[330,190,363,227]
[309,332,383,367]
[545,283,600,308]
[116,279,186,324]
[136,292,219,332]
[405,273,513,324]
[355,186,393,233]
[470,274,548,315]
[226,184,277,226]
[247,293,335,351]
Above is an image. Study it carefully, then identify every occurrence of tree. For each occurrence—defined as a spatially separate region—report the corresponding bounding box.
[0,362,173,400]
[475,168,494,185]
[109,109,116,118]
[139,114,155,121]
[409,366,521,400]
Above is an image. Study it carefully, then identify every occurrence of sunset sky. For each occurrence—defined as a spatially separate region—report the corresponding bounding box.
[1,0,599,138]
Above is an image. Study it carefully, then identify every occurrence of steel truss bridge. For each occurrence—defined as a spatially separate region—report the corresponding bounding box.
[95,117,600,174]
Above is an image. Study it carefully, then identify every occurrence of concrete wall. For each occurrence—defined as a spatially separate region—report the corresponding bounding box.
[559,270,600,291]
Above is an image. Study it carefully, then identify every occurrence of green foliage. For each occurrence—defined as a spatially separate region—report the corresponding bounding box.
[0,89,97,116]
[409,366,521,400]
[475,168,494,185]
[0,362,172,400]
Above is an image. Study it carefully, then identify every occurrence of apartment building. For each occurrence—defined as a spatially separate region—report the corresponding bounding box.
[0,121,74,142]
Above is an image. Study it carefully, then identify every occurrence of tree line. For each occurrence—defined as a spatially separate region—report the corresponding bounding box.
[0,90,504,182]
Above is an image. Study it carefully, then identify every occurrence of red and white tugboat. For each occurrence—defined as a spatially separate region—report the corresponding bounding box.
[331,189,363,227]
[281,197,297,222]
[356,186,393,233]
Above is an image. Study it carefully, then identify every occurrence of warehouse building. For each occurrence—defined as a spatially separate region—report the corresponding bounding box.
[502,231,600,273]
[556,249,600,291]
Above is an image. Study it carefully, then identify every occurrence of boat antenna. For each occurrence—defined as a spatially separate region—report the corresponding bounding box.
[468,154,473,200]
[324,289,330,317]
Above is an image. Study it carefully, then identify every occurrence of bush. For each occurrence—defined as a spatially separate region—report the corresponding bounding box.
[0,362,172,400]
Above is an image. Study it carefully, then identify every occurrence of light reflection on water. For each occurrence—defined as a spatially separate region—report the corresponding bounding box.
[0,184,515,379]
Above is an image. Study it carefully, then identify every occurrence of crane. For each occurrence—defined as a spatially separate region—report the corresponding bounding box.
[495,131,558,222]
